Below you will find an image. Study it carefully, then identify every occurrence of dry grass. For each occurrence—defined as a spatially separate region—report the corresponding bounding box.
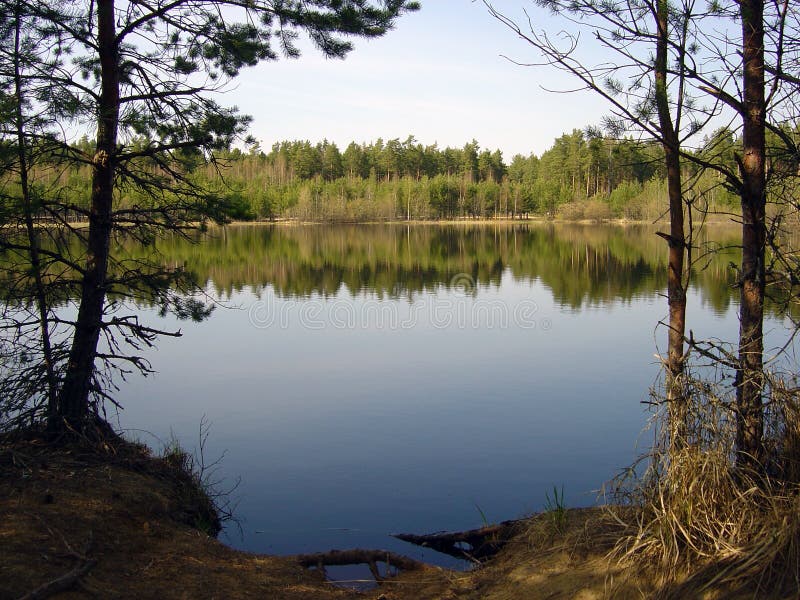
[448,507,653,600]
[609,371,800,599]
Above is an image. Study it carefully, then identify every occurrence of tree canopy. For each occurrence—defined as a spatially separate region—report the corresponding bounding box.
[0,0,419,433]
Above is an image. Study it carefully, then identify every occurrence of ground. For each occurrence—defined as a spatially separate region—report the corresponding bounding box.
[0,435,772,599]
[0,436,353,600]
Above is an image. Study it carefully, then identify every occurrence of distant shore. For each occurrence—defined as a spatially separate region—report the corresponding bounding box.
[21,214,743,230]
[216,215,740,228]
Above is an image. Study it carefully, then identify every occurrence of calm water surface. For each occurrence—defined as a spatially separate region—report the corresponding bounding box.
[113,223,792,569]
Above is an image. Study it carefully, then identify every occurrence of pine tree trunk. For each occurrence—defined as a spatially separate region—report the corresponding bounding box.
[55,0,119,430]
[664,146,687,449]
[736,0,766,470]
[655,0,687,451]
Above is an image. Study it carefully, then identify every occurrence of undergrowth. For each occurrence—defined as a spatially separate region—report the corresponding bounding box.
[610,368,800,599]
[159,417,238,537]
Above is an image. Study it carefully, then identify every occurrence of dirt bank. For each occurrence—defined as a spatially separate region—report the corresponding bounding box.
[3,435,760,599]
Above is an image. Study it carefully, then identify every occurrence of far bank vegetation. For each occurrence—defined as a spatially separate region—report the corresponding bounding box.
[22,129,778,223]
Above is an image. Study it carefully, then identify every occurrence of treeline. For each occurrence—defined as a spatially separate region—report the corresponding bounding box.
[36,128,757,223]
[194,129,748,222]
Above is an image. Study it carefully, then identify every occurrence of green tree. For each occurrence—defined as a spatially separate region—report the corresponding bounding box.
[0,1,64,418]
[402,135,424,178]
[380,137,403,180]
[478,149,494,181]
[461,139,479,180]
[0,0,419,434]
[291,141,321,179]
[320,140,343,181]
[343,141,368,178]
[428,175,460,218]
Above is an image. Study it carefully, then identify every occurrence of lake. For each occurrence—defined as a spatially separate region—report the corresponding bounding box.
[112,222,792,572]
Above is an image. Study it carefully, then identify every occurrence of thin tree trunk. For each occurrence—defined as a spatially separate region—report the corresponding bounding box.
[13,4,58,416]
[655,0,687,451]
[56,0,119,429]
[407,179,411,221]
[736,0,766,471]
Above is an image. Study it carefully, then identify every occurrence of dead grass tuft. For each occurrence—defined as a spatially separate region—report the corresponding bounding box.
[610,371,800,599]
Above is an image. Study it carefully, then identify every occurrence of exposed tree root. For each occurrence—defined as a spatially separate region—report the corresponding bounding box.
[16,559,97,600]
[393,519,524,563]
[295,549,430,582]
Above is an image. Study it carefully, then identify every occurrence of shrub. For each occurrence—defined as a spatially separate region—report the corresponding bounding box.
[584,199,612,222]
[557,201,585,220]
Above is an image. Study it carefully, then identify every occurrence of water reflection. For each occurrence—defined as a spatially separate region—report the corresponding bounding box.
[112,223,791,572]
[155,223,742,314]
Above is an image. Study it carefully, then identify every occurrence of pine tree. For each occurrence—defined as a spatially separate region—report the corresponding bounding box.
[0,0,419,434]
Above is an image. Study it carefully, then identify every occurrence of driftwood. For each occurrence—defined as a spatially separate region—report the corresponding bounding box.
[393,518,524,563]
[16,559,97,600]
[295,549,428,582]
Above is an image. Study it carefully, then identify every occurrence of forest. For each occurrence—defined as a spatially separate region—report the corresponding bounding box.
[3,0,800,597]
[32,126,755,223]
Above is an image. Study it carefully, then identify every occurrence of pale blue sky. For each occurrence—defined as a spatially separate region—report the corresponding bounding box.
[232,1,611,159]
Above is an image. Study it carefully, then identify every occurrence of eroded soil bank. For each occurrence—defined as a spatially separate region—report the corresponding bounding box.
[0,436,756,599]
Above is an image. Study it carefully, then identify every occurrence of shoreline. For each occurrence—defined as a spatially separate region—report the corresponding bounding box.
[217,215,739,228]
[3,432,772,599]
[17,214,741,230]
[0,433,640,599]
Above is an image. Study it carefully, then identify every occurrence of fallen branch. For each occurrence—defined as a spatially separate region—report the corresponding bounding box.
[393,518,524,562]
[295,548,429,582]
[16,559,97,600]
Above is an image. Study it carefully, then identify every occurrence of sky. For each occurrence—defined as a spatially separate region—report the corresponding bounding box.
[231,1,612,159]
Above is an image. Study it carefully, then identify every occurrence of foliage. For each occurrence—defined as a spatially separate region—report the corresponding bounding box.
[544,485,567,532]
[21,129,753,224]
[484,0,800,593]
[6,121,771,226]
[0,0,419,433]
[611,369,800,597]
